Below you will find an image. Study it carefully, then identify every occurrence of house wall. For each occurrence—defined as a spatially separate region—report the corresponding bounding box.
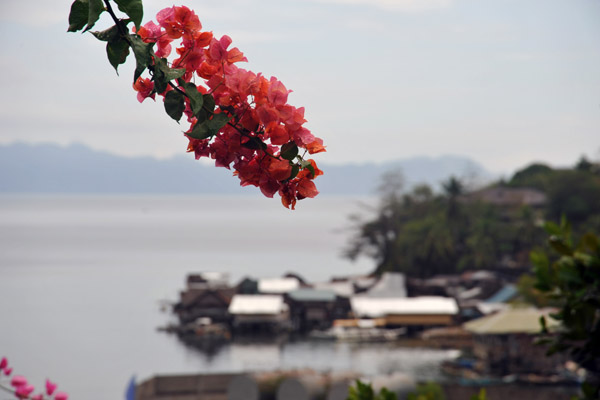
[385,314,455,326]
[473,334,568,376]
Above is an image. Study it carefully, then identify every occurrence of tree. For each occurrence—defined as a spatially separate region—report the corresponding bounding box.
[532,219,600,400]
[345,173,468,277]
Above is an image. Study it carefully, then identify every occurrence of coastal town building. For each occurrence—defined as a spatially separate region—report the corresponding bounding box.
[228,294,291,333]
[350,296,459,329]
[463,307,566,376]
[285,288,350,332]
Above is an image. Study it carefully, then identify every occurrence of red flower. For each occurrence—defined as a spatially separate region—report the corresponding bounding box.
[267,158,292,181]
[129,6,326,208]
[132,77,155,103]
[267,77,290,106]
[306,138,326,154]
[11,375,27,388]
[297,178,319,199]
[15,384,35,399]
[46,379,58,396]
[54,392,69,400]
[157,6,201,40]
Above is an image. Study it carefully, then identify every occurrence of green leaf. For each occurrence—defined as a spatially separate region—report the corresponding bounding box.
[152,57,185,93]
[164,91,185,122]
[106,38,130,73]
[582,381,599,399]
[182,82,204,116]
[544,221,561,236]
[128,34,154,82]
[84,0,105,32]
[242,137,267,151]
[203,94,216,113]
[539,315,548,334]
[114,0,143,30]
[280,142,298,161]
[376,387,397,400]
[188,122,212,140]
[289,164,299,181]
[67,0,89,32]
[92,24,120,42]
[207,113,230,131]
[581,232,599,253]
[550,236,573,256]
[188,113,229,140]
[557,264,583,286]
[154,57,186,82]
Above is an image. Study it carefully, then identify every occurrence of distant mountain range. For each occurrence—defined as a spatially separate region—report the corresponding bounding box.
[0,142,496,195]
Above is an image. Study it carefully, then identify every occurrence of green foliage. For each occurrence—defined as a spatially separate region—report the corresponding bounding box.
[347,380,397,400]
[406,382,446,400]
[67,0,92,32]
[113,0,143,30]
[280,142,299,161]
[164,90,185,122]
[532,220,600,399]
[508,162,554,191]
[188,113,230,140]
[345,176,543,277]
[182,82,204,117]
[515,273,555,308]
[546,170,600,225]
[469,388,487,400]
[346,160,600,279]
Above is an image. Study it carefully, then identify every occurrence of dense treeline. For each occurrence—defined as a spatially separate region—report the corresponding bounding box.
[345,156,600,278]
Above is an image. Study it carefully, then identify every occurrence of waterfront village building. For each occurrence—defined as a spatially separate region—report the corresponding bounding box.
[174,271,464,335]
[463,307,567,376]
[257,277,302,294]
[350,296,459,331]
[174,272,235,324]
[228,294,291,333]
[284,288,351,332]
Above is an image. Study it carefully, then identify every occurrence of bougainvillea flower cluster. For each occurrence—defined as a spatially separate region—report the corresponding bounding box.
[132,5,325,209]
[0,357,68,400]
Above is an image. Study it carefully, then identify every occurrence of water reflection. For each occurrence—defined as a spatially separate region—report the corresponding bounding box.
[172,333,459,380]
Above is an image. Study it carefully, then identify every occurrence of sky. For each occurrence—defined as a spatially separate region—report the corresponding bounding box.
[1,0,599,176]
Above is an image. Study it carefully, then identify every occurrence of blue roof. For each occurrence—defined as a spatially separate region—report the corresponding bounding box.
[484,284,518,303]
[288,288,337,302]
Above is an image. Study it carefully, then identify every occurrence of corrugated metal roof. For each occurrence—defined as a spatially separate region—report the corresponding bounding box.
[313,281,355,298]
[258,277,300,294]
[464,307,560,334]
[288,288,337,302]
[228,295,287,315]
[351,296,458,318]
[484,284,518,303]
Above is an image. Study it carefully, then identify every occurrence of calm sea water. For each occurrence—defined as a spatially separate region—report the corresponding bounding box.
[0,195,457,400]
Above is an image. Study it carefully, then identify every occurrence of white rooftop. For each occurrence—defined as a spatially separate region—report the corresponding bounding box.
[313,280,355,298]
[351,296,459,318]
[228,294,288,315]
[362,272,407,298]
[258,277,300,294]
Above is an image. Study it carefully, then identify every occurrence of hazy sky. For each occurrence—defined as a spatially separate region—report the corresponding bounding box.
[1,0,599,175]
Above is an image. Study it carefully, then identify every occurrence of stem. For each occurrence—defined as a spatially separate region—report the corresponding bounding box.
[103,0,131,44]
[168,82,186,96]
[0,382,15,395]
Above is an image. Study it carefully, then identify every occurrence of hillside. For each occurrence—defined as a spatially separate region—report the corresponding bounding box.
[0,142,494,195]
